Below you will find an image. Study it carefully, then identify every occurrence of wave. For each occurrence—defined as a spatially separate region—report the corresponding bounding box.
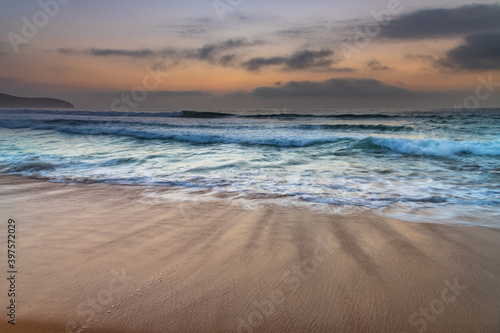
[0,118,283,132]
[0,109,235,119]
[0,119,349,147]
[365,137,500,157]
[294,124,415,132]
[4,108,498,120]
[0,117,417,134]
[0,160,56,173]
[244,113,399,119]
[2,117,499,155]
[58,127,348,147]
[0,118,355,147]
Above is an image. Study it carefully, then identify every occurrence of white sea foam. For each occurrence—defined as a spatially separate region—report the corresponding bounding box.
[369,137,500,157]
[1,108,499,227]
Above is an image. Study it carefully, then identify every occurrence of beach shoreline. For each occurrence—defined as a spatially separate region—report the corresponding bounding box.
[0,174,499,332]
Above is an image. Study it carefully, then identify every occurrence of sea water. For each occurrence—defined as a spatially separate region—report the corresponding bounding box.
[1,108,499,227]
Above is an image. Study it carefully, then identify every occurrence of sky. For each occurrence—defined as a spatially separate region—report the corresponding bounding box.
[0,0,500,110]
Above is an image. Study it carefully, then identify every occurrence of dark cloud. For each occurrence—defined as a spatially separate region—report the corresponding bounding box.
[57,38,262,68]
[252,78,416,99]
[222,90,253,100]
[405,54,437,62]
[197,44,216,60]
[381,4,500,39]
[57,47,175,58]
[194,38,263,61]
[242,57,285,71]
[437,32,500,71]
[366,60,391,71]
[323,67,357,73]
[57,48,81,55]
[218,54,236,66]
[150,60,169,72]
[286,49,333,69]
[242,49,334,72]
[88,48,157,58]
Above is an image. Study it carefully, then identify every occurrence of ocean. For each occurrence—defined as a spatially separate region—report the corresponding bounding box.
[1,108,499,227]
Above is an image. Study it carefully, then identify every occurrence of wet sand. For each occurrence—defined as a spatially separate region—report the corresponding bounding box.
[0,175,499,332]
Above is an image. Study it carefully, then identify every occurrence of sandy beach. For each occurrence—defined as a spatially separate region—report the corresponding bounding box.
[0,174,499,333]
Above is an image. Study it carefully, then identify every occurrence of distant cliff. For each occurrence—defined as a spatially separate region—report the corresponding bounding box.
[0,92,74,108]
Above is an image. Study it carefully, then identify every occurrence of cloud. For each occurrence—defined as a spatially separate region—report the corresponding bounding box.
[277,25,329,38]
[242,56,286,71]
[56,38,263,68]
[252,78,417,99]
[242,49,334,72]
[437,32,500,71]
[405,54,437,62]
[287,49,333,69]
[56,48,80,55]
[218,54,237,66]
[194,38,263,61]
[322,67,357,73]
[160,24,206,37]
[57,47,173,58]
[366,60,391,71]
[88,48,158,58]
[381,4,500,39]
[221,90,253,100]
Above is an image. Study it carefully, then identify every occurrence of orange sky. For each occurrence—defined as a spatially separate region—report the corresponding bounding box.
[1,0,499,109]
